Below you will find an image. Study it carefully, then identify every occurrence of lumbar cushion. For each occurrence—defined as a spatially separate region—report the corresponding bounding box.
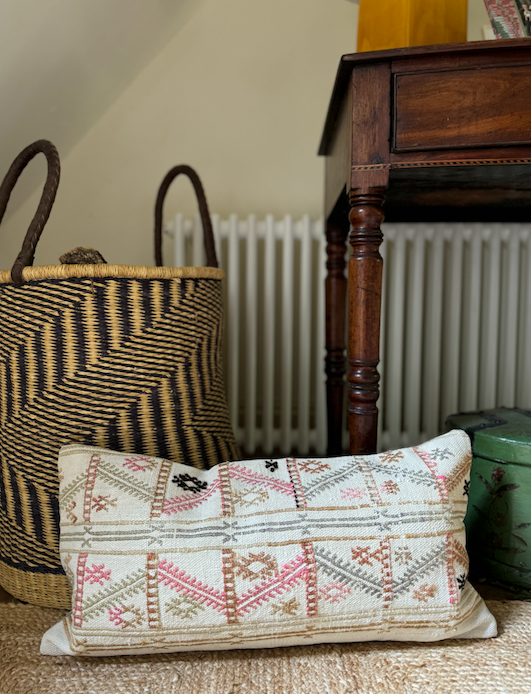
[41,430,496,656]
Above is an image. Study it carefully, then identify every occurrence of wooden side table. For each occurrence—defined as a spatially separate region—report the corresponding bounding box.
[319,39,531,456]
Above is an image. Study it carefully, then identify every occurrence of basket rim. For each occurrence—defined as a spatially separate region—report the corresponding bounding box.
[0,264,225,284]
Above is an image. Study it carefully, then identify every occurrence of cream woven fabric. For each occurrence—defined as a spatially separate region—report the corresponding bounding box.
[41,430,496,656]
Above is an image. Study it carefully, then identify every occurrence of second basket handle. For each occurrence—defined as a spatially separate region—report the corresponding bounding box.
[0,140,61,286]
[154,165,218,269]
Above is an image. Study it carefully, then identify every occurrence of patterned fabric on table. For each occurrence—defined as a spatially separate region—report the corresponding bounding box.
[41,430,496,656]
[483,0,529,38]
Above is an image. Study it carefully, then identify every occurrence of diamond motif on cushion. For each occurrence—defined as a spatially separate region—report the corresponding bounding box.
[298,460,331,474]
[340,487,366,501]
[233,487,269,508]
[234,552,279,581]
[319,581,351,604]
[172,474,208,495]
[165,595,206,619]
[84,563,111,585]
[108,604,143,629]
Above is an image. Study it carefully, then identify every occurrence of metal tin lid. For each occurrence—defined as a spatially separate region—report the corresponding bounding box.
[446,407,531,465]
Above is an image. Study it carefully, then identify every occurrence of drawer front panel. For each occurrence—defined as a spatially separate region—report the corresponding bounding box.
[394,65,531,152]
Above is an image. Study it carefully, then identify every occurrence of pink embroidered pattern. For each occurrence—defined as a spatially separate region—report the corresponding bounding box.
[237,556,307,616]
[123,456,157,473]
[319,581,351,604]
[157,559,227,614]
[229,464,295,497]
[108,604,143,629]
[340,487,366,501]
[413,447,449,502]
[162,479,221,515]
[108,605,125,627]
[84,563,111,585]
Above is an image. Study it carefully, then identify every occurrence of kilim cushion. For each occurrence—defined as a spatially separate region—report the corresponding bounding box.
[41,430,497,656]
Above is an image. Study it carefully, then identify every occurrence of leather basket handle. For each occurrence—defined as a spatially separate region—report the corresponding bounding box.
[0,140,61,286]
[154,165,217,268]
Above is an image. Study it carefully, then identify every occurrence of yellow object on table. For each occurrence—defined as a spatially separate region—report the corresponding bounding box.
[357,0,468,52]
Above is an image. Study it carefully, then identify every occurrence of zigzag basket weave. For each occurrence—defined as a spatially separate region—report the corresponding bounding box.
[0,142,239,608]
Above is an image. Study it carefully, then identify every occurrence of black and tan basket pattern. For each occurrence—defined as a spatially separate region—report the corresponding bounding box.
[0,266,240,608]
[0,142,239,608]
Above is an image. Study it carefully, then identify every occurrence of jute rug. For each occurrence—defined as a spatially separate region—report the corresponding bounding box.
[0,600,529,694]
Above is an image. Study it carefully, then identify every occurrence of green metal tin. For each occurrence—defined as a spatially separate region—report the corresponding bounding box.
[446,407,531,589]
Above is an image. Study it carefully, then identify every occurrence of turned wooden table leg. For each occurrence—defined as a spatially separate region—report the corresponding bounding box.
[348,190,385,455]
[325,215,349,455]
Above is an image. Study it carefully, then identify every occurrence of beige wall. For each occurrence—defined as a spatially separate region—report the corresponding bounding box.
[0,0,359,269]
[0,0,491,270]
[468,0,490,41]
[0,0,206,225]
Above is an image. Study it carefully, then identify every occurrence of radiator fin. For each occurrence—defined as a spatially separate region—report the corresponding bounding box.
[166,218,531,455]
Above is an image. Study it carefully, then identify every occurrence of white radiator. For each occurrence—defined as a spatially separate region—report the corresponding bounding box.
[165,218,531,456]
[378,223,531,453]
[165,214,328,456]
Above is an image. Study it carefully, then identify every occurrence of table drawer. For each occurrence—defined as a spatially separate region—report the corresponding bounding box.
[394,65,531,152]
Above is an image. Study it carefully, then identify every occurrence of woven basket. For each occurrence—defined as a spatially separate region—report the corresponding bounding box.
[0,141,240,608]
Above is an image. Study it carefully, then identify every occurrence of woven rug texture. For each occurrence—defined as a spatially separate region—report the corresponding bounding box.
[0,600,528,694]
